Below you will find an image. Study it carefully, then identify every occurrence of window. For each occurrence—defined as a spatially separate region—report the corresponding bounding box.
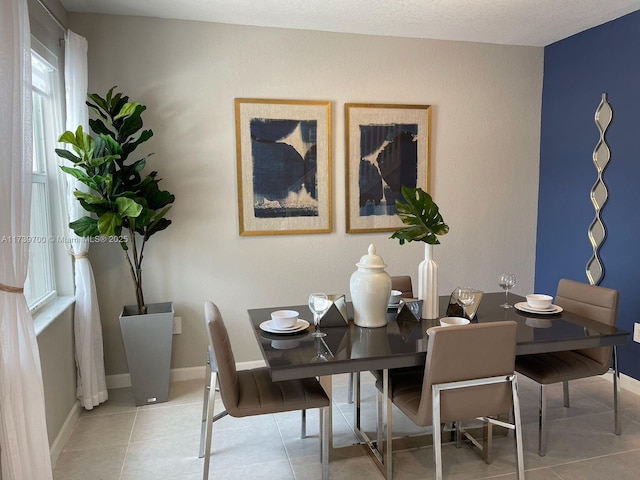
[24,49,63,311]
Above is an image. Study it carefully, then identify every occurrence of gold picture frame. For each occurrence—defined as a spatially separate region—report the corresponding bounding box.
[235,98,332,235]
[345,103,431,233]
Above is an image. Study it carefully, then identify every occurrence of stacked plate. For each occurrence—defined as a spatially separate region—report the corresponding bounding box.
[259,319,310,334]
[388,299,404,309]
[514,302,563,315]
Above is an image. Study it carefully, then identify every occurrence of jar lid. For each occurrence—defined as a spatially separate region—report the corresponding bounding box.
[356,244,387,269]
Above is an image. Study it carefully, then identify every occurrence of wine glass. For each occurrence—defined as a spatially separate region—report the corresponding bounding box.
[455,287,475,319]
[498,273,516,308]
[309,293,331,337]
[311,337,334,362]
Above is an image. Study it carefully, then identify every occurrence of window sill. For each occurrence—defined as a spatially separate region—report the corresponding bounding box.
[33,295,75,336]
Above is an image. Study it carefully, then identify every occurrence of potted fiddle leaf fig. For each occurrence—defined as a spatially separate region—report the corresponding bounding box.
[56,87,176,405]
[390,186,449,319]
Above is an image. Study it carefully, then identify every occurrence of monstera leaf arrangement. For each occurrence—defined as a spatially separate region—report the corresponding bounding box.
[56,87,175,315]
[390,186,449,245]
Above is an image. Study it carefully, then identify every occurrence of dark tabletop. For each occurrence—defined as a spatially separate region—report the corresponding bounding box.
[248,293,630,381]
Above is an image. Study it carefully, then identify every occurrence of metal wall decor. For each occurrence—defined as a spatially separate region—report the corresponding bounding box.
[586,93,612,285]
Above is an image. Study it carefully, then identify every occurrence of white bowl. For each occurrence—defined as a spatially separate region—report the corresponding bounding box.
[389,289,403,304]
[526,294,553,310]
[439,316,470,327]
[270,310,299,329]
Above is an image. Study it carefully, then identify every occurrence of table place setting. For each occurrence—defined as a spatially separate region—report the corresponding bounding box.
[514,293,563,315]
[388,289,404,309]
[259,309,310,334]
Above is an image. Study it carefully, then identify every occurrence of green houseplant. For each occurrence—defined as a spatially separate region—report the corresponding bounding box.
[390,185,449,245]
[56,87,175,316]
[56,87,176,405]
[390,186,449,319]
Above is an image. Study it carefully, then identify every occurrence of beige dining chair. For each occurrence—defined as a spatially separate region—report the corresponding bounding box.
[199,301,330,480]
[515,278,620,456]
[391,275,414,298]
[377,321,524,480]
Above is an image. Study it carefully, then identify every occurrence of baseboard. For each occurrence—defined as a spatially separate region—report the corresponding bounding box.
[105,360,266,389]
[49,400,82,468]
[601,371,640,396]
[621,373,640,395]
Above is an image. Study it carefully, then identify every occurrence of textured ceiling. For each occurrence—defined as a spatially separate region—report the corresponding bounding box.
[60,0,640,46]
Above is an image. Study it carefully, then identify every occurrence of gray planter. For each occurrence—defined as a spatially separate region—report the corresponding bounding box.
[119,302,174,406]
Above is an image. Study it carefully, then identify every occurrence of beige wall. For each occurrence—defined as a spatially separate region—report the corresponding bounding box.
[68,14,544,374]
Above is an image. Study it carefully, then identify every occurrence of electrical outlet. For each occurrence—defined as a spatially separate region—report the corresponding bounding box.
[634,323,640,343]
[173,316,182,335]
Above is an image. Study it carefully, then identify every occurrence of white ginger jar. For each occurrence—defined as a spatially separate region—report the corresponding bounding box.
[350,244,392,328]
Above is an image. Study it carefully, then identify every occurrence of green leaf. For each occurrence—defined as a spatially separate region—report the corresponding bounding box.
[115,197,143,218]
[146,206,172,236]
[74,191,106,205]
[78,199,109,215]
[58,130,78,144]
[98,134,122,155]
[55,148,81,164]
[89,118,112,136]
[114,102,141,120]
[97,211,122,236]
[146,217,172,238]
[60,166,97,190]
[69,216,100,237]
[389,186,449,245]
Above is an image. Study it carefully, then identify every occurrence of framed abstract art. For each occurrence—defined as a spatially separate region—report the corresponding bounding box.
[235,98,332,235]
[345,103,431,233]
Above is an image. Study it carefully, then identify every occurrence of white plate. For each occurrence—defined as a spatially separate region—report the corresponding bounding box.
[522,301,555,312]
[388,299,404,308]
[515,302,563,315]
[260,319,309,334]
[268,321,299,331]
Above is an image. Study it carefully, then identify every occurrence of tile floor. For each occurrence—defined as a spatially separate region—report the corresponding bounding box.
[53,372,640,479]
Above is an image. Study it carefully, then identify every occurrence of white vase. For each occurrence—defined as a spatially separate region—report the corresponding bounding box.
[418,244,438,319]
[350,244,392,328]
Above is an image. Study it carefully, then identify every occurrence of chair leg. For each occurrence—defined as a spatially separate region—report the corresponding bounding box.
[563,380,570,407]
[432,386,443,480]
[354,370,362,431]
[301,409,307,438]
[348,372,361,405]
[482,420,493,464]
[199,351,212,458]
[384,371,393,480]
[613,345,621,435]
[511,375,525,480]
[202,372,218,480]
[320,406,329,480]
[538,384,547,456]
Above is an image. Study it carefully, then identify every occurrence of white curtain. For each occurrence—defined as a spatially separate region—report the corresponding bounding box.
[64,30,108,410]
[0,0,54,478]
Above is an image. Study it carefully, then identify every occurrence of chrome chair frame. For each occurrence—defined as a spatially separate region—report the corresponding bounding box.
[516,278,620,457]
[431,374,525,480]
[198,346,227,460]
[534,346,620,457]
[198,345,317,478]
[199,302,328,480]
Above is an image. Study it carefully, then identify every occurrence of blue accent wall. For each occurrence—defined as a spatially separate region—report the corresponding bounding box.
[537,11,640,379]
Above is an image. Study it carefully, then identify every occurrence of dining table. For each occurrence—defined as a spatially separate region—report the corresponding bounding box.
[247,292,630,479]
